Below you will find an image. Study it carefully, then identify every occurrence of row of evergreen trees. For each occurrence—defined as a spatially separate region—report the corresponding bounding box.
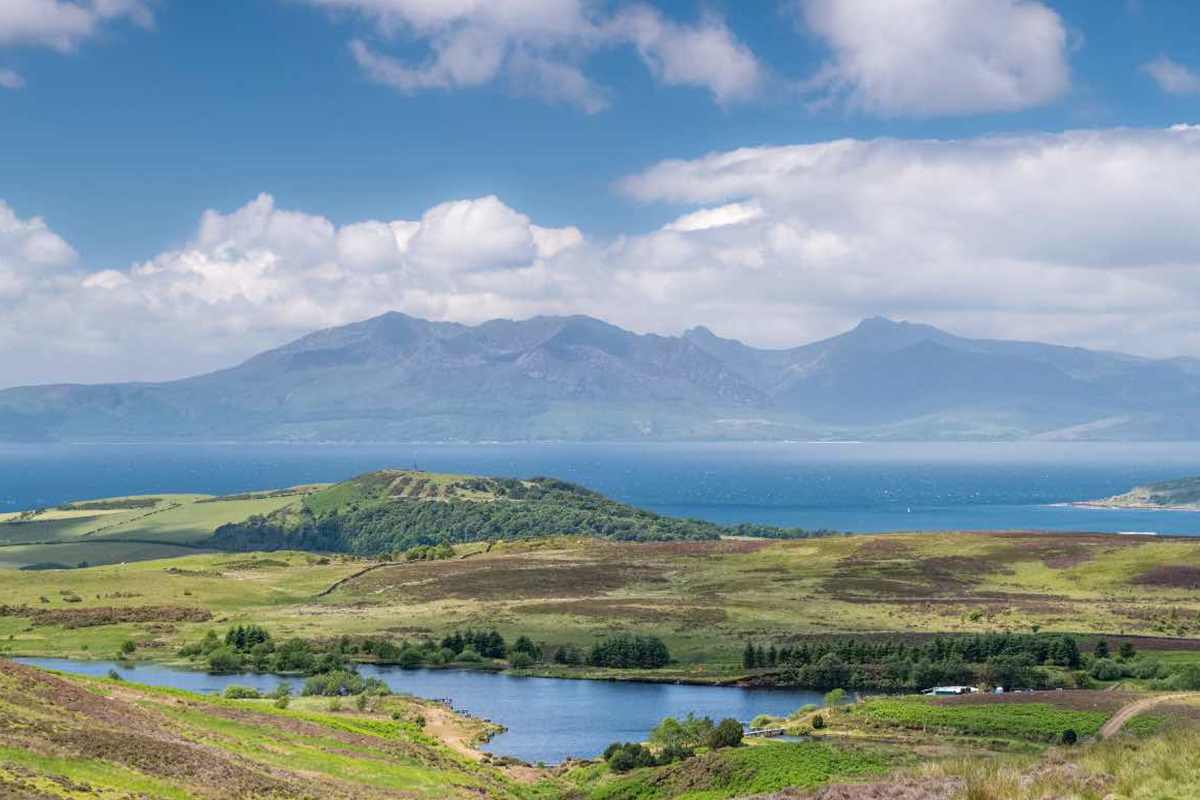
[743,633,1085,670]
[588,634,671,668]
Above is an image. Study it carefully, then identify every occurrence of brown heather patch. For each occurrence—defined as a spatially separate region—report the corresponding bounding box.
[984,532,1150,568]
[520,598,727,626]
[341,554,669,601]
[0,603,212,628]
[1131,565,1200,589]
[781,778,963,800]
[933,690,1140,714]
[825,538,1002,601]
[597,539,774,558]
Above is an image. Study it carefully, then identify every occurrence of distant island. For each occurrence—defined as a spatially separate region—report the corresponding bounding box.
[1077,476,1200,511]
[0,469,836,570]
[4,311,1200,442]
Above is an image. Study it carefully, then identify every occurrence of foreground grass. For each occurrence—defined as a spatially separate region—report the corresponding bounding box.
[0,659,550,799]
[914,721,1200,799]
[572,741,897,800]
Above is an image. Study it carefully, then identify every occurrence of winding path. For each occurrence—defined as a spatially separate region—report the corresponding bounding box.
[1100,693,1196,739]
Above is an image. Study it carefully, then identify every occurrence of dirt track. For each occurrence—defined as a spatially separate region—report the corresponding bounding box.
[1100,693,1198,738]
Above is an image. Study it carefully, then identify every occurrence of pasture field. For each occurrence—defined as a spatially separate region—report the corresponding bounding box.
[0,491,310,569]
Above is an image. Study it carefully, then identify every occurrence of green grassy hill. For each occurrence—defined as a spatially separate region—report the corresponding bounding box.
[207,469,831,556]
[0,491,311,569]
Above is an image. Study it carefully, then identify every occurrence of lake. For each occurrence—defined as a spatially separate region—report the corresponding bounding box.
[15,657,829,763]
[3,441,1200,534]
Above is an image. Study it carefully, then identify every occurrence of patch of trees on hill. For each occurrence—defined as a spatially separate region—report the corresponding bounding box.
[208,474,837,554]
[743,633,1084,691]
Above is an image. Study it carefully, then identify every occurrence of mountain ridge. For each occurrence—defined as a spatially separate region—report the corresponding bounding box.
[3,312,1200,442]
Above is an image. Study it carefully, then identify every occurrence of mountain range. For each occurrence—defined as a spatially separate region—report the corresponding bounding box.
[3,312,1200,442]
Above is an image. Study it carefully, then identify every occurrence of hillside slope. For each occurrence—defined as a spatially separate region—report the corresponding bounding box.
[4,312,1200,441]
[0,659,536,800]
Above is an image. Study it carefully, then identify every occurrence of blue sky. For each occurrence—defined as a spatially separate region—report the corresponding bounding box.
[2,0,1200,386]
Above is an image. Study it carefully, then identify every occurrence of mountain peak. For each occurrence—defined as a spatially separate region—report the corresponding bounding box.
[836,316,955,352]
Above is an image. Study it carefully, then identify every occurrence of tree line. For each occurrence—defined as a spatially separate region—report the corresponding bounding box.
[180,624,671,674]
[742,633,1092,691]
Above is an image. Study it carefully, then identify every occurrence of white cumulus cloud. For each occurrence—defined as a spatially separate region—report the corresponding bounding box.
[0,0,152,51]
[312,0,761,110]
[795,0,1070,116]
[1143,55,1200,95]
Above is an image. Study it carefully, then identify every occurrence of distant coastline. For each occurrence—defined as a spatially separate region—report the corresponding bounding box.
[1073,475,1200,512]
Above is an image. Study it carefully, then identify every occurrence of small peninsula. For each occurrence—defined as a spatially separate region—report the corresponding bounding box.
[1078,476,1200,511]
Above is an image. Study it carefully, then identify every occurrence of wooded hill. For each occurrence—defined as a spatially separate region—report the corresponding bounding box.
[208,469,835,555]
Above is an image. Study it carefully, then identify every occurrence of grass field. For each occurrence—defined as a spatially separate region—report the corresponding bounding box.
[0,491,310,569]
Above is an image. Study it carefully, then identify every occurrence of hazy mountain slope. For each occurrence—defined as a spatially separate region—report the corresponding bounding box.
[2,312,1199,441]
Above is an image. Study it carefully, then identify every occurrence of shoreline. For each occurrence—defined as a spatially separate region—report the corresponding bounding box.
[1068,500,1200,513]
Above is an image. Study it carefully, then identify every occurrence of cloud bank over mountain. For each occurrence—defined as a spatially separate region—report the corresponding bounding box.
[5,124,1200,387]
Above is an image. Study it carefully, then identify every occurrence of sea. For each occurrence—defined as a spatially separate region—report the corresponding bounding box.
[3,441,1200,535]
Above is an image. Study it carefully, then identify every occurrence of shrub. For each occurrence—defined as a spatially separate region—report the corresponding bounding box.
[553,644,584,665]
[512,635,542,661]
[650,714,714,749]
[272,638,315,673]
[106,668,123,681]
[707,718,744,749]
[382,646,420,669]
[824,688,846,707]
[207,646,244,674]
[302,670,389,697]
[274,695,289,709]
[1089,658,1123,681]
[812,714,825,730]
[510,652,535,669]
[1169,663,1200,691]
[456,648,484,663]
[119,639,136,656]
[657,743,694,764]
[750,714,778,729]
[223,685,261,699]
[604,742,656,773]
[1061,728,1078,745]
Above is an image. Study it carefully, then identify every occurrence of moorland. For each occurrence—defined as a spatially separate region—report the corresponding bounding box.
[6,468,1200,798]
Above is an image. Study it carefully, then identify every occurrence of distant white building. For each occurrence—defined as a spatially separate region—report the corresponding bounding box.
[922,685,978,696]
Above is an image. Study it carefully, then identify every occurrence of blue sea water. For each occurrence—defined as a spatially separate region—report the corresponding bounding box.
[3,441,1200,535]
